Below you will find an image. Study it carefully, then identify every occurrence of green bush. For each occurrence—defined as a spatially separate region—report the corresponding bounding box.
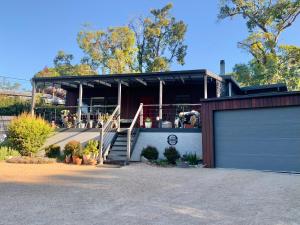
[182,152,199,165]
[0,96,31,116]
[7,113,54,156]
[6,156,55,164]
[45,144,61,158]
[0,146,20,160]
[64,140,81,156]
[83,140,99,155]
[164,146,180,164]
[141,146,159,160]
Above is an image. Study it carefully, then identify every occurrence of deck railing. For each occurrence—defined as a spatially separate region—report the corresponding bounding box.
[99,105,120,164]
[126,103,143,161]
[34,105,117,128]
[141,103,202,128]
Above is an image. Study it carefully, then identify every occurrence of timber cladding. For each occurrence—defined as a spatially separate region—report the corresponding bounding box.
[201,92,300,168]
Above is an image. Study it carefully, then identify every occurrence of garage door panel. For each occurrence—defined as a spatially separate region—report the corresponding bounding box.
[214,106,300,172]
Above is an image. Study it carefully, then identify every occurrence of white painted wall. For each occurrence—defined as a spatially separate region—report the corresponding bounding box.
[131,132,202,161]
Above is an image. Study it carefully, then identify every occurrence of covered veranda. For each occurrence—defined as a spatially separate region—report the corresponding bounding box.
[31,69,225,129]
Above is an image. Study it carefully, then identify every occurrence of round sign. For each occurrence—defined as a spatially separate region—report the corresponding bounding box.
[167,134,178,146]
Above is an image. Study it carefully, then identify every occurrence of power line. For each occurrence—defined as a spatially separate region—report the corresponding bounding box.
[0,75,31,82]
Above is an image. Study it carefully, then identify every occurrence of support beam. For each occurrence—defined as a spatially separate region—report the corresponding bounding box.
[135,78,147,86]
[77,83,83,124]
[159,80,163,121]
[82,82,94,88]
[204,74,208,99]
[115,79,129,87]
[117,81,122,130]
[61,82,77,88]
[228,82,232,97]
[180,77,185,84]
[158,78,165,85]
[95,80,111,87]
[30,80,36,116]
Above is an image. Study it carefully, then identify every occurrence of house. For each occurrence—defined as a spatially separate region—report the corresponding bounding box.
[31,60,300,172]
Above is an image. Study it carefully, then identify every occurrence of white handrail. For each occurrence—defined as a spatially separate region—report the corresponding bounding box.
[99,105,120,164]
[127,103,143,160]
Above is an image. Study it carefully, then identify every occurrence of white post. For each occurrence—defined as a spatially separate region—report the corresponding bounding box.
[99,128,104,164]
[117,81,122,130]
[30,80,36,116]
[77,83,83,124]
[127,129,131,161]
[140,103,143,127]
[228,82,232,97]
[204,74,208,99]
[159,80,163,120]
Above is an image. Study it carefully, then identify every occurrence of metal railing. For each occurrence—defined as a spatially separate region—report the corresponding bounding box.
[141,103,202,128]
[99,105,120,163]
[34,105,117,128]
[127,103,143,160]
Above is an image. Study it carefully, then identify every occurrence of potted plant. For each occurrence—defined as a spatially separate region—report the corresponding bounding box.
[145,117,152,128]
[72,148,83,165]
[83,140,99,165]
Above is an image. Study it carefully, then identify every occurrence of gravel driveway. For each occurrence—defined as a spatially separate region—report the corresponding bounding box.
[0,162,299,225]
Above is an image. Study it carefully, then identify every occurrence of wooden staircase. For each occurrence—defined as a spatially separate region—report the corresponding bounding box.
[105,129,139,165]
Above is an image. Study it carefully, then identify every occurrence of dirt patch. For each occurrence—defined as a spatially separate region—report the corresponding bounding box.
[0,161,99,184]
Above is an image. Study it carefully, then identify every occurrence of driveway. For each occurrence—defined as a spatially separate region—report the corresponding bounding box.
[0,162,299,225]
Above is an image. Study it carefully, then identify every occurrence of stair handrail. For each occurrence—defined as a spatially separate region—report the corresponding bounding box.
[99,105,120,164]
[127,103,143,161]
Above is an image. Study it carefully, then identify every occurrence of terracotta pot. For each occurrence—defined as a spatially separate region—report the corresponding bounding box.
[72,155,79,164]
[74,157,82,165]
[88,159,97,166]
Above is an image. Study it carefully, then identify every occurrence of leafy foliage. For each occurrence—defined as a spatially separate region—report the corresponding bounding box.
[45,144,61,158]
[141,145,159,160]
[0,95,31,116]
[78,26,137,74]
[182,152,199,165]
[64,140,81,156]
[7,113,54,156]
[0,146,20,161]
[219,0,300,90]
[130,3,187,72]
[83,140,99,155]
[164,146,180,164]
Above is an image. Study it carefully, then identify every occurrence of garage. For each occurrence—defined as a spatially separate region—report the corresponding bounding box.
[214,106,300,172]
[201,92,300,173]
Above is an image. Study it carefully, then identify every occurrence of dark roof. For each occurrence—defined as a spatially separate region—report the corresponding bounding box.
[32,69,222,84]
[241,83,287,92]
[201,91,300,102]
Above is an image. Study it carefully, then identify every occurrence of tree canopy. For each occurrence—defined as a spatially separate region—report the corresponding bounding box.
[219,0,300,90]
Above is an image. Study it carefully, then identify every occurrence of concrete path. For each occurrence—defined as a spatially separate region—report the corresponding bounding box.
[0,162,299,225]
[42,128,101,149]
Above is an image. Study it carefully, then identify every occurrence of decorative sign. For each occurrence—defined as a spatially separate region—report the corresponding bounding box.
[167,134,178,146]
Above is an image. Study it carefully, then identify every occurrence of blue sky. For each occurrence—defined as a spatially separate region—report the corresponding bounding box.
[0,0,299,89]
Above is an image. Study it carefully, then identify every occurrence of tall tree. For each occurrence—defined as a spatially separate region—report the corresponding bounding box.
[130,3,187,72]
[77,26,137,74]
[219,0,300,90]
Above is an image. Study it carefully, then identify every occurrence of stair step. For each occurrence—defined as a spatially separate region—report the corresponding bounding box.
[107,156,127,161]
[108,152,127,157]
[111,147,127,152]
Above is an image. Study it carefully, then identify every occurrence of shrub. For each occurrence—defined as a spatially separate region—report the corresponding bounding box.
[0,146,20,160]
[141,146,159,160]
[45,145,61,158]
[64,140,81,156]
[182,152,199,165]
[164,146,180,164]
[83,140,99,155]
[7,113,54,156]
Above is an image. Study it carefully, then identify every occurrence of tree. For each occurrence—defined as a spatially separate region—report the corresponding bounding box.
[35,67,60,77]
[219,0,300,90]
[77,26,137,74]
[130,3,187,72]
[53,51,74,76]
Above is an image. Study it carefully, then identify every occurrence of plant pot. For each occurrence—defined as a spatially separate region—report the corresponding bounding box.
[82,154,91,165]
[145,121,152,128]
[88,159,97,165]
[74,157,82,165]
[65,155,72,164]
[72,155,79,164]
